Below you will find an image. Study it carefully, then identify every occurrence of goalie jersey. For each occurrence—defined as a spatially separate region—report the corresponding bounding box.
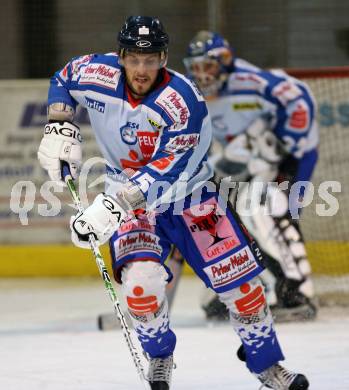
[208,58,319,185]
[48,52,213,206]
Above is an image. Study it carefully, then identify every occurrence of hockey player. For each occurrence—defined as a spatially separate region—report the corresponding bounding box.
[183,31,319,322]
[38,16,309,389]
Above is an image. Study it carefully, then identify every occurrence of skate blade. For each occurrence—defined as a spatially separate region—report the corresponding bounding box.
[271,304,317,323]
[97,312,132,331]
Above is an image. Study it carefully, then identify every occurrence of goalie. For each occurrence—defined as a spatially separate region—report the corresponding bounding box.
[180,31,319,322]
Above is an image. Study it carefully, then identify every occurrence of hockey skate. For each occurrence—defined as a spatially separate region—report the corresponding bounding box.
[270,301,317,323]
[237,345,309,389]
[202,294,229,321]
[255,363,309,389]
[147,354,174,390]
[270,278,318,323]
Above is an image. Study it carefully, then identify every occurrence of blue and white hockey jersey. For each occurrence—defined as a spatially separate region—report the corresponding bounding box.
[48,52,213,206]
[208,58,319,185]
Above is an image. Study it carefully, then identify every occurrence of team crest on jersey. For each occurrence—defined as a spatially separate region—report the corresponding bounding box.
[120,130,159,169]
[120,122,139,145]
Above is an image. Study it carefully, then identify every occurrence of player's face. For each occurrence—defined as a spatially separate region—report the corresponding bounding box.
[187,58,221,97]
[191,59,220,78]
[123,52,162,98]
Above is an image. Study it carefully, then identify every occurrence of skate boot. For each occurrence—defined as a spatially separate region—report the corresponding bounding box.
[148,354,174,390]
[202,295,229,321]
[237,345,309,390]
[272,278,317,323]
[256,363,309,390]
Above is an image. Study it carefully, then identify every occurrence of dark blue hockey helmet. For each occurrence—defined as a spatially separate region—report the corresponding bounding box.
[118,16,169,55]
[184,31,233,96]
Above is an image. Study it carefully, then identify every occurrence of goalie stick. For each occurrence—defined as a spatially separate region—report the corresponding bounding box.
[61,162,151,390]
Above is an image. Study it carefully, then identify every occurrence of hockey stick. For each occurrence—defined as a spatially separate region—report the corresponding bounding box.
[61,162,151,390]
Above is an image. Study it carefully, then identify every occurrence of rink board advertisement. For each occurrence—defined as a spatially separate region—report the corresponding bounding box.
[0,79,348,276]
[0,80,108,275]
[0,80,105,244]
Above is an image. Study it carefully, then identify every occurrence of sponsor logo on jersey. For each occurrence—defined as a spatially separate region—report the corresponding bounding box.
[232,102,262,110]
[155,87,189,129]
[150,152,175,171]
[147,117,163,130]
[286,100,309,132]
[271,80,302,106]
[203,246,258,288]
[120,122,139,145]
[79,63,120,90]
[85,97,105,113]
[182,198,241,262]
[137,131,159,158]
[71,54,93,75]
[230,73,268,94]
[164,134,199,153]
[59,64,70,83]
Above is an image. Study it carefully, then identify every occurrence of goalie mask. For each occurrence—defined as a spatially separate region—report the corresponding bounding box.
[118,16,169,69]
[184,31,233,97]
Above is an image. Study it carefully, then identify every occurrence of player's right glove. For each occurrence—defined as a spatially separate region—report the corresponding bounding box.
[38,121,82,183]
[70,193,128,249]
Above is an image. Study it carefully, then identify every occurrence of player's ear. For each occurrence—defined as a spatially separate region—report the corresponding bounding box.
[160,50,168,68]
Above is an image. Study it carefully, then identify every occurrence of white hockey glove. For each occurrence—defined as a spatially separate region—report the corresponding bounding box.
[214,133,252,181]
[38,122,82,183]
[70,193,127,249]
[246,118,284,181]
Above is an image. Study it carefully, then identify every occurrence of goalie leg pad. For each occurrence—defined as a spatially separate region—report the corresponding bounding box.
[236,183,315,303]
[218,276,284,373]
[121,261,176,358]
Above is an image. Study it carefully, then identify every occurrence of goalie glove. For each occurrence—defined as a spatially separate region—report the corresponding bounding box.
[38,122,82,183]
[70,193,127,249]
[215,133,251,181]
[246,118,284,181]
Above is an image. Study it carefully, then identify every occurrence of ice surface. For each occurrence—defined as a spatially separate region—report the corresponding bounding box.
[0,277,348,389]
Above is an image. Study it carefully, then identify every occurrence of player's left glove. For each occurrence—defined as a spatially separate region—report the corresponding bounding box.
[38,121,82,184]
[70,193,127,249]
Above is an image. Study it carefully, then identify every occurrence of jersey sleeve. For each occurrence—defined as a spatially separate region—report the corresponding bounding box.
[129,98,212,207]
[48,54,92,109]
[268,77,319,184]
[292,148,318,201]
